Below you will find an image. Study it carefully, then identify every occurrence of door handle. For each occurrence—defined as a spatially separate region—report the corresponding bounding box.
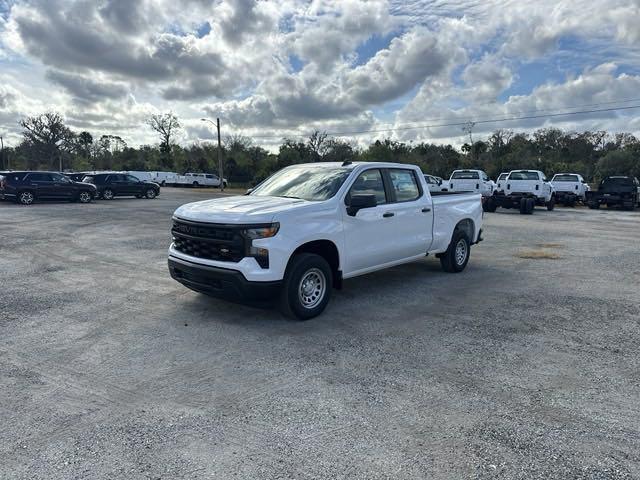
[421,208,431,213]
[383,212,395,218]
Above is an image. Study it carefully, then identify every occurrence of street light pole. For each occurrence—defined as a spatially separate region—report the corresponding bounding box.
[201,118,225,192]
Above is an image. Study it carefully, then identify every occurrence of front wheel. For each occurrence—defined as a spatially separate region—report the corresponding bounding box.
[440,230,470,273]
[280,253,332,320]
[145,188,157,199]
[546,196,556,211]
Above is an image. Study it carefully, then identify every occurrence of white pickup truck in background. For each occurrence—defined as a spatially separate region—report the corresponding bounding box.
[551,173,589,206]
[442,169,495,197]
[495,172,509,193]
[168,162,484,319]
[486,169,555,214]
[174,173,228,188]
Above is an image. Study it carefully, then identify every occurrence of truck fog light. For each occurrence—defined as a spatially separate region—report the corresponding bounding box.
[249,247,269,269]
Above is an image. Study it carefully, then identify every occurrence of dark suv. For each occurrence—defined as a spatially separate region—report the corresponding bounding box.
[0,171,97,205]
[83,173,160,200]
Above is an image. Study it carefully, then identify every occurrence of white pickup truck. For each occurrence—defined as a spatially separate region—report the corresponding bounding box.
[168,162,484,319]
[442,169,495,197]
[486,169,555,214]
[550,173,588,206]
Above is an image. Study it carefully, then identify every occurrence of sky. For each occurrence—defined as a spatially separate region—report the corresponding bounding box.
[1,0,640,150]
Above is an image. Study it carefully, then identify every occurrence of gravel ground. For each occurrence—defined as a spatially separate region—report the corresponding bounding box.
[1,189,639,479]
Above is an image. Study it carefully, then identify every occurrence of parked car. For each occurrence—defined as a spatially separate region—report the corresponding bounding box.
[63,172,90,182]
[83,173,160,200]
[0,171,97,205]
[174,173,228,188]
[168,161,484,320]
[486,170,555,214]
[423,174,444,193]
[494,172,509,193]
[550,173,589,206]
[586,176,640,210]
[443,169,495,197]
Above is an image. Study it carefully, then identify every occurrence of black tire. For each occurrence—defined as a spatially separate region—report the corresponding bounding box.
[135,194,142,198]
[102,188,114,200]
[588,202,599,209]
[546,196,555,211]
[280,253,333,320]
[483,198,497,213]
[145,188,157,199]
[526,198,535,214]
[18,190,35,205]
[192,181,199,187]
[519,198,528,214]
[78,191,93,204]
[439,230,471,273]
[161,181,166,186]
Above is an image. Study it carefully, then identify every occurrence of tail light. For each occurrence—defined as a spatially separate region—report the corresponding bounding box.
[476,183,479,189]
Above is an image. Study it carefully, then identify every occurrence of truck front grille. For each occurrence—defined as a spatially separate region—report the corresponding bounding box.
[171,219,246,262]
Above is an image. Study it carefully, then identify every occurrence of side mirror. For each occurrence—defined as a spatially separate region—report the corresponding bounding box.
[346,194,377,216]
[437,179,442,186]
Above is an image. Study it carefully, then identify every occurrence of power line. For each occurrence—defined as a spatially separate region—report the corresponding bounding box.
[247,103,640,139]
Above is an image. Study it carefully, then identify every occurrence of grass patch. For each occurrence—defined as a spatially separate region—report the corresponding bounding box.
[516,249,561,260]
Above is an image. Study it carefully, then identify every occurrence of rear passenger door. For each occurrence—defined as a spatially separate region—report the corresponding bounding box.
[50,173,75,199]
[385,168,434,258]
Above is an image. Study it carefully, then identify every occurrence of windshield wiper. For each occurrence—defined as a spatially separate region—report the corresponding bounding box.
[276,195,303,199]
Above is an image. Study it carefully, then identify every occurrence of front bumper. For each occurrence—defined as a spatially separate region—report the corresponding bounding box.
[168,256,281,302]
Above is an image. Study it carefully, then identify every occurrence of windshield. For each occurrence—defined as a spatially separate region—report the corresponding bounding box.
[602,177,634,187]
[251,166,351,201]
[553,174,579,182]
[451,171,479,179]
[509,171,539,180]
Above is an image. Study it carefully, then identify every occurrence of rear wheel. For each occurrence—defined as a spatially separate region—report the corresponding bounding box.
[192,181,199,187]
[440,230,471,273]
[483,197,497,213]
[18,190,35,205]
[588,202,600,209]
[102,188,114,200]
[78,191,92,203]
[145,188,157,199]
[280,253,332,320]
[519,198,528,214]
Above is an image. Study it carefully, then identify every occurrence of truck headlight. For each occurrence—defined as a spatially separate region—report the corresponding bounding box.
[242,223,279,269]
[243,223,279,240]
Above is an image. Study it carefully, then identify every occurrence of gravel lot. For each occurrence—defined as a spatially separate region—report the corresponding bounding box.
[1,189,639,479]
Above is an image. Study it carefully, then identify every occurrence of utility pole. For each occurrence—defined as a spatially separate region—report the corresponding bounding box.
[216,118,224,192]
[201,117,225,192]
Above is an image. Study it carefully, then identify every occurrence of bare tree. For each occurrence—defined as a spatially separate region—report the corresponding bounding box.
[307,130,329,161]
[147,113,181,165]
[224,134,253,152]
[20,112,73,171]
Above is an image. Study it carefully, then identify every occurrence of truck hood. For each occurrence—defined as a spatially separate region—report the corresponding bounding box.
[173,195,310,223]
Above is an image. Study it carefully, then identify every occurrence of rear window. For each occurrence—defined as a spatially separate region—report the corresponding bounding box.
[451,171,479,179]
[509,171,539,181]
[602,177,634,187]
[553,174,579,182]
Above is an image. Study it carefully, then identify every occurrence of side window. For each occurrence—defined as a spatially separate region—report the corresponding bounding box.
[347,169,387,205]
[28,173,52,182]
[126,175,139,182]
[389,169,421,202]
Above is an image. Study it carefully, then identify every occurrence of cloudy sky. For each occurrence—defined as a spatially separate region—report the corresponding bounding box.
[1,0,640,149]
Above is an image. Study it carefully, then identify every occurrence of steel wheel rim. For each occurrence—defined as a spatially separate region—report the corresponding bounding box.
[455,239,468,266]
[21,192,34,204]
[298,268,326,309]
[80,192,91,203]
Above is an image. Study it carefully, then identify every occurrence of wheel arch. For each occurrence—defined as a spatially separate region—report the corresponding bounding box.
[289,239,342,289]
[454,218,475,242]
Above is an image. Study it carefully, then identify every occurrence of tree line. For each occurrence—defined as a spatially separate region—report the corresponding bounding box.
[1,112,639,185]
